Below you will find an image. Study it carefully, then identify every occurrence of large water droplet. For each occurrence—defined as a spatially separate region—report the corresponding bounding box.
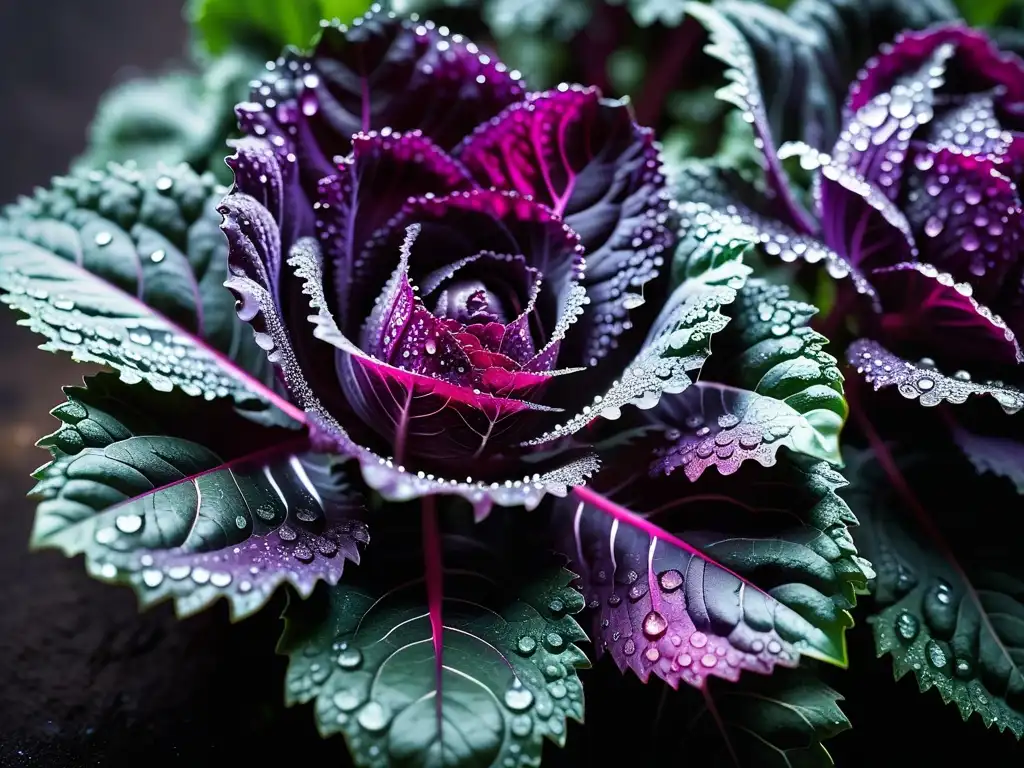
[658,569,683,592]
[94,231,113,247]
[357,701,391,732]
[337,647,363,669]
[895,611,920,642]
[926,639,949,669]
[642,610,668,639]
[689,631,708,648]
[517,636,537,655]
[115,514,143,534]
[504,680,534,711]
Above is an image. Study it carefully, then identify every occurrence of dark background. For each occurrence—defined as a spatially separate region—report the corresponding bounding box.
[1,1,1022,766]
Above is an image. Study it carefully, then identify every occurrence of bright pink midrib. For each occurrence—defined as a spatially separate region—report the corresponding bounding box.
[421,496,445,722]
[99,435,312,516]
[572,485,771,598]
[57,255,307,425]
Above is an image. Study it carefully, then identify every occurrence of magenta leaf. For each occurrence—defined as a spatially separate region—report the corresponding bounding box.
[847,25,1024,116]
[869,262,1024,369]
[279,507,589,768]
[457,85,676,369]
[557,450,869,690]
[847,337,1024,413]
[30,374,367,620]
[903,146,1023,303]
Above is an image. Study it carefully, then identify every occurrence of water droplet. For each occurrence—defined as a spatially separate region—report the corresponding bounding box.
[115,514,142,534]
[504,680,534,711]
[548,598,565,614]
[895,612,920,642]
[210,572,231,588]
[511,714,532,737]
[356,701,391,732]
[94,231,113,247]
[549,681,567,699]
[644,647,660,662]
[155,176,173,191]
[642,610,668,639]
[690,631,708,648]
[168,565,191,580]
[701,653,717,668]
[337,647,363,669]
[658,569,683,592]
[544,632,564,651]
[333,690,361,712]
[917,377,935,392]
[924,216,944,237]
[142,569,163,588]
[293,546,314,563]
[954,656,974,679]
[623,638,636,656]
[425,339,437,354]
[517,636,537,655]
[926,639,949,669]
[150,250,166,263]
[191,567,211,585]
[278,525,298,542]
[235,515,248,529]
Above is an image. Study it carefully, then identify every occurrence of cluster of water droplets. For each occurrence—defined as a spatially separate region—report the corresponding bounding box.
[289,582,585,767]
[876,570,1024,736]
[849,338,1024,413]
[0,165,244,401]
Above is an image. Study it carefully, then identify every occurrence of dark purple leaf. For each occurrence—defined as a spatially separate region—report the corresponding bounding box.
[847,337,1024,412]
[457,85,675,368]
[817,158,918,271]
[317,130,476,330]
[869,261,1023,368]
[903,146,1023,303]
[952,424,1024,493]
[236,12,524,197]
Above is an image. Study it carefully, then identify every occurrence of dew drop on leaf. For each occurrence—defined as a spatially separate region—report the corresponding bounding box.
[503,679,534,712]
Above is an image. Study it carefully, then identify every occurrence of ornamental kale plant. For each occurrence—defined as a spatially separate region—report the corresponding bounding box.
[3,0,1023,765]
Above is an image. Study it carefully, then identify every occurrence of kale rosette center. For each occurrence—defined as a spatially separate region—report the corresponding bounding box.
[218,12,679,514]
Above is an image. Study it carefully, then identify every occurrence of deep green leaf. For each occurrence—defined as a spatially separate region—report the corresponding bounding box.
[187,0,373,56]
[844,445,1024,738]
[654,668,851,767]
[31,373,366,620]
[0,163,288,417]
[707,278,848,465]
[280,510,589,768]
[77,51,262,185]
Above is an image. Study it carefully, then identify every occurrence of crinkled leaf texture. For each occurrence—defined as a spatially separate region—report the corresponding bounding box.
[653,667,851,767]
[692,0,960,152]
[279,508,588,768]
[0,163,295,426]
[555,445,869,691]
[845,446,1024,738]
[30,373,367,620]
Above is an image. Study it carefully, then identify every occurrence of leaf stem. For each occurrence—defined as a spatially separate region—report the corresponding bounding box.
[421,495,445,722]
